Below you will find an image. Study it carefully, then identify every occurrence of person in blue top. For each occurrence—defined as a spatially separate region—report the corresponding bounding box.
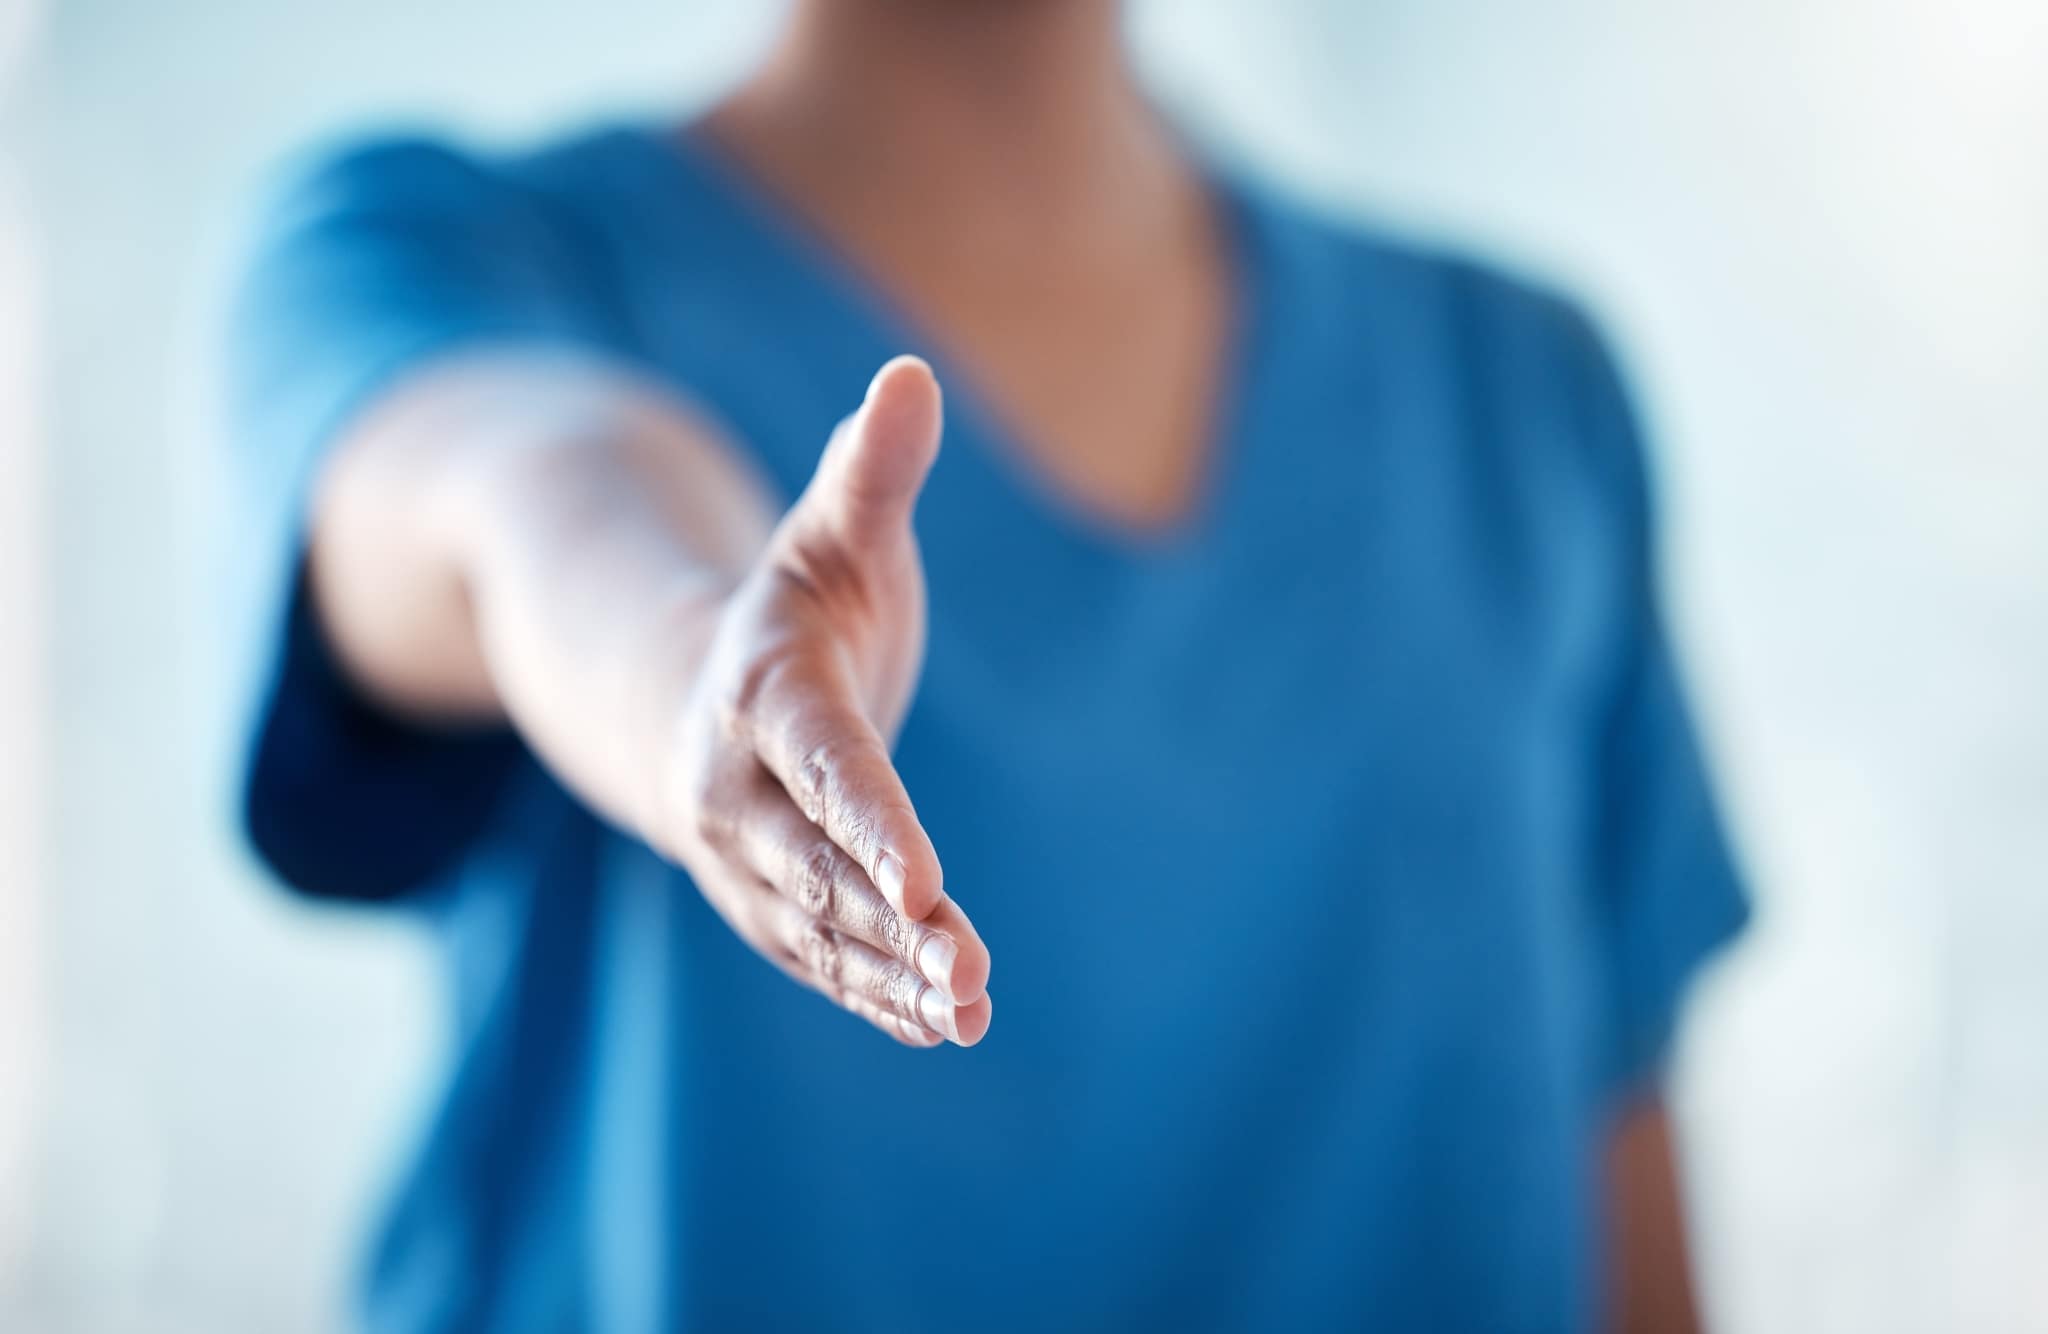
[226,2,1748,1330]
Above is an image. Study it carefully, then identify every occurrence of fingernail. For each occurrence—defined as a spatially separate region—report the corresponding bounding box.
[917,933,959,1005]
[918,985,960,1044]
[876,852,908,912]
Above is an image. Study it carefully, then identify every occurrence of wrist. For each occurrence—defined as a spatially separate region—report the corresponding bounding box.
[622,573,736,857]
[437,426,735,849]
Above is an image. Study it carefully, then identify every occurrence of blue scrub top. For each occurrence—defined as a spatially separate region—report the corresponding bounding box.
[226,124,1747,1333]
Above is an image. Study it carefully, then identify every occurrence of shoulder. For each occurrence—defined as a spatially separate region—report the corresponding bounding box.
[249,125,639,251]
[1256,183,1615,382]
[1239,177,1655,529]
[264,134,501,214]
[232,125,664,354]
[1249,178,1642,449]
[224,128,654,458]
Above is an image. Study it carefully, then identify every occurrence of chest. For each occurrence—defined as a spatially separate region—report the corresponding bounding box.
[871,536,1592,1105]
[884,243,1235,533]
[599,163,1622,936]
[894,400,1611,982]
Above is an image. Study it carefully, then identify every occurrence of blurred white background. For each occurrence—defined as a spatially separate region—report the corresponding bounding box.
[4,0,2045,1330]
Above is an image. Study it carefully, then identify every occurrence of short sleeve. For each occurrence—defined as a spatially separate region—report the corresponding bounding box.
[1567,312,1751,1098]
[222,137,615,902]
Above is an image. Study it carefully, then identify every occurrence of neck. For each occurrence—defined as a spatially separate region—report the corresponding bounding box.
[707,0,1190,257]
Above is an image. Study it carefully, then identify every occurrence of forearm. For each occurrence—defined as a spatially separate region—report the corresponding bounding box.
[1606,1096,1705,1334]
[307,352,984,1052]
[308,352,776,840]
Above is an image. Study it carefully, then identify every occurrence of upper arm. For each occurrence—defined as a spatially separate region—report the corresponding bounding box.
[305,348,777,719]
[1556,305,1750,1101]
[222,136,772,899]
[1604,1097,1704,1334]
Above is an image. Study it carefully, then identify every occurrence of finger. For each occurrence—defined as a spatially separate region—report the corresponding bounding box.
[734,784,989,1004]
[748,928,938,1048]
[759,894,992,1047]
[692,851,951,1048]
[842,991,946,1049]
[745,651,943,920]
[787,356,943,553]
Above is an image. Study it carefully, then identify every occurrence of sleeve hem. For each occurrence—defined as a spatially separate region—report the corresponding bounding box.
[241,563,528,903]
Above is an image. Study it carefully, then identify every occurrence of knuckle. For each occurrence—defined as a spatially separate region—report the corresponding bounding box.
[790,842,839,918]
[794,737,836,826]
[800,741,890,856]
[877,906,918,962]
[776,533,868,615]
[880,962,925,1018]
[684,784,736,852]
[713,688,749,744]
[717,661,769,744]
[841,801,885,865]
[797,921,843,987]
[720,642,798,743]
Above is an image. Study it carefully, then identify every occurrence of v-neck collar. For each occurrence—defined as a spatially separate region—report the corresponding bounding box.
[612,120,1281,566]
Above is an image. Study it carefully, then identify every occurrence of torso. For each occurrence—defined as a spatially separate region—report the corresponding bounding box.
[354,122,1694,1333]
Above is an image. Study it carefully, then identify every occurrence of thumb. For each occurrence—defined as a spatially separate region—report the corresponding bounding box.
[795,355,944,551]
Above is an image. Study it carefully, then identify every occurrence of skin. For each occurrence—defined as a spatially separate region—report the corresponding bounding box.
[1609,1092,1707,1334]
[303,0,1708,1324]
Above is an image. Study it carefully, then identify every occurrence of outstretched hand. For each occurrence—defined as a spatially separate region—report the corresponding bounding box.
[655,357,991,1046]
